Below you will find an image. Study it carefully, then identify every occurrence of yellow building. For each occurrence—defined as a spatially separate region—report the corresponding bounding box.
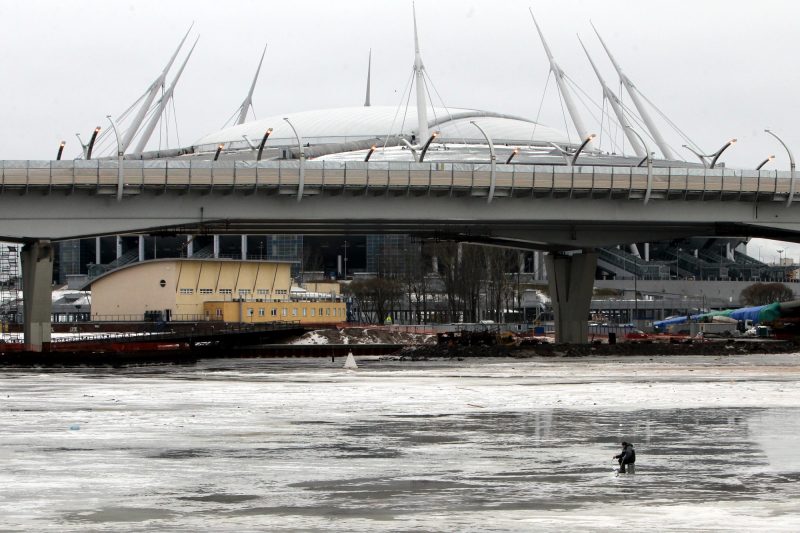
[89,258,345,324]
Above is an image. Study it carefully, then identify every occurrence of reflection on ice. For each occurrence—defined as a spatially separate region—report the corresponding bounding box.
[0,354,799,531]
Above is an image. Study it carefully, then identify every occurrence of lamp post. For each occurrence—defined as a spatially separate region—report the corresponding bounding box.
[106,116,124,201]
[626,127,653,203]
[756,155,775,170]
[681,139,737,169]
[56,141,66,160]
[418,131,439,162]
[765,129,796,207]
[283,117,305,202]
[571,133,596,166]
[505,148,519,164]
[364,145,377,162]
[85,126,101,160]
[682,145,708,168]
[709,138,737,169]
[256,127,273,161]
[469,121,497,203]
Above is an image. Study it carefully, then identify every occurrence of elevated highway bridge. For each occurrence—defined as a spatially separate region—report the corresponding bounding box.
[4,159,800,350]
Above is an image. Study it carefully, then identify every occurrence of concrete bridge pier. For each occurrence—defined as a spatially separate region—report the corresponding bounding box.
[21,240,54,352]
[546,251,597,344]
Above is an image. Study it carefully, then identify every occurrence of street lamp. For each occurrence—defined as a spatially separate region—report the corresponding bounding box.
[364,144,377,162]
[709,138,737,169]
[777,248,784,265]
[419,131,440,162]
[106,116,124,201]
[756,155,775,170]
[283,117,306,201]
[626,126,653,204]
[505,148,519,164]
[256,127,273,161]
[765,129,796,207]
[469,121,497,203]
[682,144,708,168]
[213,143,224,161]
[681,139,737,169]
[571,133,596,166]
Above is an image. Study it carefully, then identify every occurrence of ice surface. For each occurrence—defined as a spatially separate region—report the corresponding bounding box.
[1,354,799,531]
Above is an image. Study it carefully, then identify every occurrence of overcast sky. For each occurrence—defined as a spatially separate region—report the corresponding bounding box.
[3,0,800,260]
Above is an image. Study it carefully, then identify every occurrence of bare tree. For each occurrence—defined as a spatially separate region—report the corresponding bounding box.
[740,282,795,306]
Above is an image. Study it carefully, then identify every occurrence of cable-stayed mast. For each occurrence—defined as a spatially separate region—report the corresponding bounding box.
[235,43,268,125]
[133,37,198,154]
[530,9,589,144]
[120,24,193,154]
[592,22,675,160]
[578,36,645,157]
[364,49,372,107]
[412,2,429,143]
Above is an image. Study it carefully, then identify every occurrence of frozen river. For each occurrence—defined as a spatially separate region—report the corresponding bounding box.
[2,354,799,531]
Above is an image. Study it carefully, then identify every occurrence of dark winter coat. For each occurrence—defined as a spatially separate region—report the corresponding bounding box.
[614,444,636,465]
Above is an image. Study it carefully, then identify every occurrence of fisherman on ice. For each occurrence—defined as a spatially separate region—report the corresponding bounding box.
[614,441,636,474]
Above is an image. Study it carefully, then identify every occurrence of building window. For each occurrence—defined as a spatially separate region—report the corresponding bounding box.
[247,308,254,317]
[311,308,315,317]
[302,308,307,317]
[199,288,213,295]
[239,289,251,296]
[319,308,323,316]
[215,309,222,317]
[282,308,287,317]
[259,308,265,317]
[257,289,270,295]
[332,308,337,317]
[179,288,194,295]
[326,308,331,316]
[292,308,298,316]
[270,309,277,316]
[219,289,232,295]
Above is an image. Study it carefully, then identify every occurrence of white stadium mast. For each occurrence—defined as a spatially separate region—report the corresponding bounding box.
[120,24,193,154]
[133,37,199,154]
[412,2,429,144]
[235,43,268,126]
[530,9,590,145]
[578,37,645,158]
[592,22,676,160]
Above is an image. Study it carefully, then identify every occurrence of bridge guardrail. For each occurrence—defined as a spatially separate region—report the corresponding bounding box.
[1,160,796,203]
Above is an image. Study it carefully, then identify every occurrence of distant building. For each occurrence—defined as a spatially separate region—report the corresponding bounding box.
[87,258,344,324]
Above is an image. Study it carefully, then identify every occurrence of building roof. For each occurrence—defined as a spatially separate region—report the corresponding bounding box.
[192,105,571,154]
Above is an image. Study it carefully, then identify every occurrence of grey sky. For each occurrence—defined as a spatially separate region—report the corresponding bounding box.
[3,0,800,258]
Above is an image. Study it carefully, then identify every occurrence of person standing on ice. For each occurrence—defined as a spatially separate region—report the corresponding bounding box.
[614,441,636,474]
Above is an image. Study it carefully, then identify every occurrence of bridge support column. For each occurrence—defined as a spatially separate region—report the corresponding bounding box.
[21,240,54,352]
[116,236,122,260]
[241,235,248,260]
[186,236,193,258]
[545,251,597,344]
[138,236,145,262]
[95,237,101,264]
[213,235,220,258]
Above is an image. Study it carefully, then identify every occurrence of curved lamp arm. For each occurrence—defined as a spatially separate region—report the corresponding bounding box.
[283,118,305,202]
[470,121,497,203]
[765,129,796,207]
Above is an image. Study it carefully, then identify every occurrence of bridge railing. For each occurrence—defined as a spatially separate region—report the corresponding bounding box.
[0,160,795,203]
